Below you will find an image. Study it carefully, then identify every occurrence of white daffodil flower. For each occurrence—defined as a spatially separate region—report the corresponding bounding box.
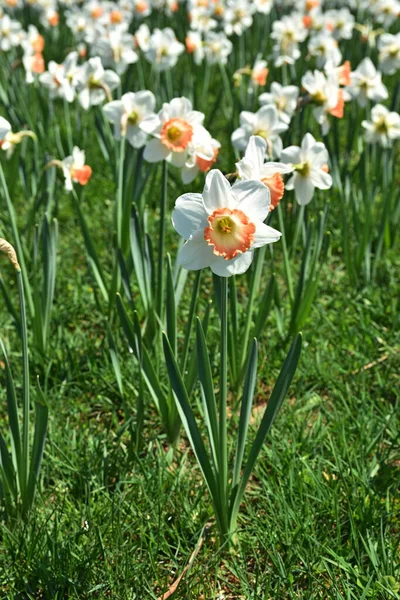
[61,147,92,191]
[231,105,288,158]
[362,104,400,148]
[348,58,388,108]
[236,136,293,210]
[103,91,156,148]
[76,57,120,110]
[181,126,220,184]
[259,82,299,125]
[141,96,205,167]
[378,33,400,75]
[281,133,332,206]
[39,51,79,102]
[144,28,184,72]
[172,169,281,277]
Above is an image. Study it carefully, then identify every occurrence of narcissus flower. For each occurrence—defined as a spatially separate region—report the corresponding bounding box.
[172,169,281,277]
[0,118,36,158]
[259,82,299,125]
[362,104,400,148]
[231,105,288,158]
[76,57,120,110]
[181,126,220,184]
[142,97,205,167]
[378,33,400,75]
[103,91,156,148]
[281,133,332,205]
[60,147,93,191]
[236,136,293,210]
[348,58,388,107]
[144,28,184,72]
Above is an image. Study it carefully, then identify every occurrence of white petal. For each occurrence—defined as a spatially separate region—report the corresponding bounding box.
[172,193,207,238]
[294,175,315,205]
[178,230,215,271]
[211,251,254,277]
[202,169,234,213]
[232,179,271,222]
[244,135,266,167]
[143,139,169,162]
[252,221,281,248]
[281,145,301,165]
[310,168,332,190]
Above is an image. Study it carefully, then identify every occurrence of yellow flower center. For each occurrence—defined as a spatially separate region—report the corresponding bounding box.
[312,90,327,105]
[295,161,311,177]
[217,216,235,234]
[254,129,267,139]
[128,111,139,126]
[375,117,388,134]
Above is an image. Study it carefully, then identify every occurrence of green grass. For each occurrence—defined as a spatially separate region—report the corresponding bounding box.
[0,24,399,597]
[0,160,399,598]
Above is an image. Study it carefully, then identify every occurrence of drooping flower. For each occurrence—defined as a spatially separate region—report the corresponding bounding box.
[103,91,156,148]
[362,104,400,148]
[236,136,293,210]
[281,133,332,205]
[0,118,36,158]
[172,169,281,276]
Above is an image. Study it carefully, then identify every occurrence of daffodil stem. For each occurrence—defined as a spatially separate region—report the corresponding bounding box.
[116,136,126,251]
[17,269,30,497]
[63,98,74,155]
[180,270,201,375]
[290,205,305,257]
[0,161,34,319]
[218,276,229,537]
[156,160,168,318]
[239,245,265,378]
[277,203,294,305]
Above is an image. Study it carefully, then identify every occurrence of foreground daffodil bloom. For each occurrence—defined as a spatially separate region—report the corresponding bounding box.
[172,169,281,277]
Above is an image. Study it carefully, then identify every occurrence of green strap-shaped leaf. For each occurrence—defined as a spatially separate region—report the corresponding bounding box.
[231,339,258,491]
[196,318,219,472]
[229,333,302,528]
[162,333,221,514]
[0,339,22,490]
[166,255,176,356]
[23,382,48,516]
[0,433,17,502]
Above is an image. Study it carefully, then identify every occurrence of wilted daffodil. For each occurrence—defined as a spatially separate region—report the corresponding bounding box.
[172,169,281,277]
[0,117,36,158]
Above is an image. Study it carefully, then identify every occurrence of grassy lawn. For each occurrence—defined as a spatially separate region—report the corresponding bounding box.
[0,4,399,599]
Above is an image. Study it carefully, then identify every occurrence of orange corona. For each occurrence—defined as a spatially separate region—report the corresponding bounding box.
[204,208,255,260]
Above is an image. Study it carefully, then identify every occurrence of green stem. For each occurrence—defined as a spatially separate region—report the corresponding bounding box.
[218,276,228,538]
[156,161,168,317]
[0,161,34,319]
[17,270,30,496]
[239,246,265,374]
[180,270,201,375]
[277,204,294,305]
[116,136,126,251]
[290,205,305,257]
